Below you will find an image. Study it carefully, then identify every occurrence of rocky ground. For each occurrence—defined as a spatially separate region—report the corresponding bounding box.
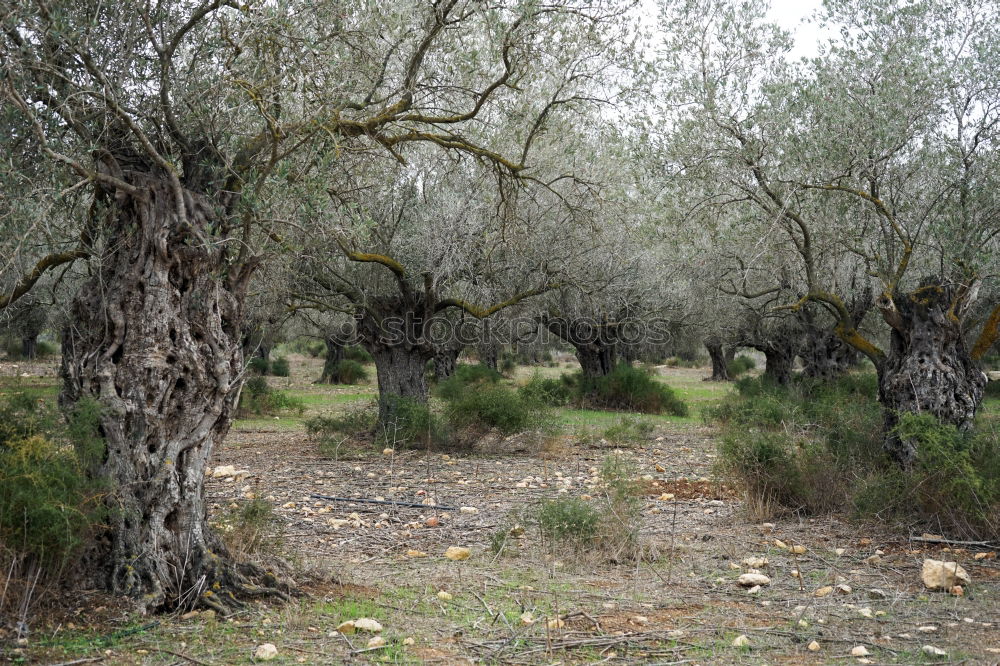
[4,356,1000,664]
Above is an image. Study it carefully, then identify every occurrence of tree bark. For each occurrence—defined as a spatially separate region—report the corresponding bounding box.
[762,346,794,385]
[317,337,345,384]
[704,340,730,381]
[59,176,269,614]
[799,327,858,380]
[877,281,987,467]
[478,319,498,371]
[575,341,617,377]
[355,294,434,430]
[432,342,462,382]
[21,335,37,360]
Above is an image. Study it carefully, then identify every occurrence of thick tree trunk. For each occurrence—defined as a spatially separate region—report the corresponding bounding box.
[59,176,268,614]
[317,337,345,384]
[575,342,617,378]
[704,340,730,381]
[356,294,434,431]
[369,346,430,432]
[799,328,857,381]
[761,346,794,385]
[878,281,986,467]
[433,342,462,382]
[21,335,37,360]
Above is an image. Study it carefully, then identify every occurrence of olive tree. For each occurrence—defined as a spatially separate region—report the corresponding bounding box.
[1,0,638,611]
[659,0,1000,464]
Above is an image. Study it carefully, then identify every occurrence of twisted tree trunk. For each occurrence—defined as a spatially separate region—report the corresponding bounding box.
[877,281,986,467]
[60,176,271,614]
[799,328,858,380]
[546,318,618,378]
[433,341,463,382]
[317,337,345,384]
[356,294,433,431]
[704,339,730,381]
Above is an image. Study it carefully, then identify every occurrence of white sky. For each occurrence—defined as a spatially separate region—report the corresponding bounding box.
[767,0,827,60]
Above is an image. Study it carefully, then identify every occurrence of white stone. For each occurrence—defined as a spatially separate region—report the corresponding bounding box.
[254,644,278,660]
[921,559,971,590]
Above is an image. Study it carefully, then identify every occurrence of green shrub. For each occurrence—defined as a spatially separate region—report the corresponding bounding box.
[0,394,107,572]
[435,363,503,400]
[305,402,378,457]
[500,355,517,376]
[216,498,283,562]
[238,376,304,417]
[445,384,545,435]
[270,356,291,377]
[518,373,575,407]
[378,396,446,447]
[888,413,999,538]
[35,340,58,358]
[456,386,536,433]
[345,345,373,363]
[247,356,270,375]
[536,498,600,544]
[578,364,688,416]
[727,355,756,377]
[329,359,368,385]
[286,337,326,357]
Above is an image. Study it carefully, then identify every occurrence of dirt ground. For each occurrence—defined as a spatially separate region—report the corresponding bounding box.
[4,356,1000,664]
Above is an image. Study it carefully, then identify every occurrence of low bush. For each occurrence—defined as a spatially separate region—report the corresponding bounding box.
[578,364,688,416]
[269,356,291,377]
[345,345,373,363]
[0,392,108,624]
[445,384,545,435]
[496,453,644,560]
[237,376,304,417]
[712,373,1000,539]
[305,402,378,457]
[499,355,517,376]
[727,355,756,377]
[216,498,283,563]
[435,363,502,400]
[985,379,1000,399]
[247,356,270,375]
[602,416,655,446]
[518,373,575,407]
[328,359,368,385]
[378,396,447,448]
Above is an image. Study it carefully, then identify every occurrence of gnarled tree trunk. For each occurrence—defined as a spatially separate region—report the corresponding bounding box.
[317,337,344,384]
[478,319,498,371]
[704,339,730,381]
[433,341,462,382]
[356,294,433,430]
[799,328,858,381]
[546,318,618,378]
[877,281,986,467]
[317,322,355,384]
[762,346,794,385]
[60,176,267,614]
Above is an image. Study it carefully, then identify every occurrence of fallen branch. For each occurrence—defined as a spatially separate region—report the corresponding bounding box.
[309,493,458,511]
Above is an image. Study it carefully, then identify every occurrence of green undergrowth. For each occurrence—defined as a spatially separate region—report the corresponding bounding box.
[0,391,109,625]
[519,364,688,416]
[237,376,305,417]
[712,374,1000,540]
